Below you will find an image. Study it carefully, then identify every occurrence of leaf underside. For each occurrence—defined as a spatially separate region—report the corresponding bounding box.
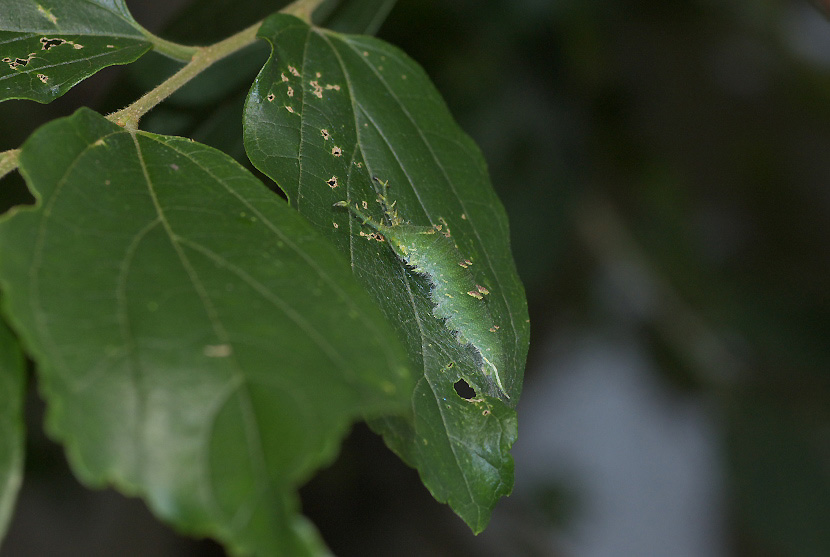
[0,0,152,103]
[0,108,412,555]
[244,14,530,532]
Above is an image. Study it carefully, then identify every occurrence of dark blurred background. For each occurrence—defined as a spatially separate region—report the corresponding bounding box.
[2,0,830,555]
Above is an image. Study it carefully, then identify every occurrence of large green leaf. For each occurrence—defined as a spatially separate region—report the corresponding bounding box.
[0,108,413,555]
[0,0,153,103]
[0,319,25,545]
[243,14,529,532]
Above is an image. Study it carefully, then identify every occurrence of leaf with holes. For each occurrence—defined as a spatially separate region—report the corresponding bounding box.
[0,0,154,103]
[0,319,25,544]
[243,14,529,532]
[0,108,413,555]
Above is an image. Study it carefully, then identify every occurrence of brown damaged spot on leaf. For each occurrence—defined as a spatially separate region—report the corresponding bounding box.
[309,80,341,99]
[37,74,48,83]
[285,105,295,113]
[476,284,490,296]
[320,129,330,140]
[327,176,339,189]
[287,86,294,97]
[267,93,275,102]
[331,146,342,157]
[40,37,67,51]
[437,217,451,237]
[281,72,289,82]
[288,65,300,77]
[359,231,385,242]
[5,54,35,70]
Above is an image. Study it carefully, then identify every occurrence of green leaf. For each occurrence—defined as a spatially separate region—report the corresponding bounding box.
[0,318,25,545]
[0,108,413,555]
[0,0,153,103]
[243,14,529,532]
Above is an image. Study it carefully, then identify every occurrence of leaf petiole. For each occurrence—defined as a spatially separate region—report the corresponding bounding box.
[0,150,20,182]
[139,31,199,62]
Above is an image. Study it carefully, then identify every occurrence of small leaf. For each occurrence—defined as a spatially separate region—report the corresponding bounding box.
[0,319,25,545]
[0,108,412,555]
[0,0,153,103]
[244,14,529,531]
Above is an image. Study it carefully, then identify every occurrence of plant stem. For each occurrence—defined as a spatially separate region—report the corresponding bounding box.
[0,149,20,181]
[107,0,326,131]
[282,0,323,21]
[107,20,262,131]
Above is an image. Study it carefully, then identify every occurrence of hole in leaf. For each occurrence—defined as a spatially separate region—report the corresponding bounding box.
[453,379,476,400]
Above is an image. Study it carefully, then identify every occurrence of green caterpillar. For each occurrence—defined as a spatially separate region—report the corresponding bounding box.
[335,179,508,400]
